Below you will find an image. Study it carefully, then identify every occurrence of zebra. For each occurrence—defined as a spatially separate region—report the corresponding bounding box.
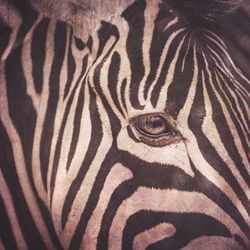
[0,0,249,249]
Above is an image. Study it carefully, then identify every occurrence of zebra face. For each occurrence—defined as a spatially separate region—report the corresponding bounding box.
[1,0,249,249]
[54,1,248,249]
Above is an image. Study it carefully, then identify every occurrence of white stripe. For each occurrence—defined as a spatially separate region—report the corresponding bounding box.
[51,82,91,235]
[181,34,192,72]
[205,31,250,84]
[133,223,176,250]
[98,39,126,122]
[201,68,250,220]
[46,34,91,202]
[203,55,250,178]
[63,87,113,248]
[31,20,57,207]
[206,45,249,96]
[82,163,133,249]
[176,47,248,241]
[214,71,250,147]
[109,187,245,250]
[0,64,55,250]
[156,32,187,110]
[22,15,43,112]
[138,0,159,106]
[163,17,179,31]
[117,127,194,176]
[0,2,21,60]
[147,28,185,106]
[0,169,28,250]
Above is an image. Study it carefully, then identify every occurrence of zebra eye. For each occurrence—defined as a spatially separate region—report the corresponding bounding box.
[134,114,171,136]
[130,113,182,147]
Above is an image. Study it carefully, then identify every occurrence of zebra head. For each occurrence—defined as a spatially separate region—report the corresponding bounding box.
[0,0,249,249]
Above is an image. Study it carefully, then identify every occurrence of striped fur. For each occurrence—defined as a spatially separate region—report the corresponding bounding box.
[0,0,249,249]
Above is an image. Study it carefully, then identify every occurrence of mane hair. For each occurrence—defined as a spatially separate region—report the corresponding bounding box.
[166,0,244,26]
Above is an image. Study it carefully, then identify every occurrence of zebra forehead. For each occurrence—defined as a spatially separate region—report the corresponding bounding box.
[29,0,243,35]
[87,14,230,116]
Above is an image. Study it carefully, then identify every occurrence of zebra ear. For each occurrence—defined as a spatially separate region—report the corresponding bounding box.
[166,0,243,26]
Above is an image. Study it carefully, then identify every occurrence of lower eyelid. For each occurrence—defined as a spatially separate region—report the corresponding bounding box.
[138,132,183,147]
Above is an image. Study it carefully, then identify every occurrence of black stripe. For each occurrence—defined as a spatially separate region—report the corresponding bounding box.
[64,29,76,99]
[6,0,35,19]
[0,17,11,58]
[52,54,90,192]
[204,33,250,94]
[0,122,47,248]
[97,179,138,250]
[86,36,93,53]
[69,65,125,245]
[31,18,50,94]
[122,0,146,109]
[74,36,85,51]
[0,197,18,250]
[213,69,250,163]
[144,12,182,100]
[66,86,103,245]
[193,167,250,244]
[166,32,194,119]
[205,68,250,189]
[96,21,119,61]
[127,126,141,143]
[188,68,250,235]
[43,20,67,198]
[150,30,187,108]
[5,34,37,192]
[123,212,231,250]
[108,52,125,118]
[3,18,63,249]
[120,78,128,114]
[65,55,89,171]
[15,4,38,48]
[215,69,250,135]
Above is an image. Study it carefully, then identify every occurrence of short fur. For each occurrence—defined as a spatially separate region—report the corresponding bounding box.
[166,0,244,25]
[29,0,246,33]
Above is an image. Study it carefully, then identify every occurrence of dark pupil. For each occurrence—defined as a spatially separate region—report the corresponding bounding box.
[147,117,164,129]
[138,115,168,135]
